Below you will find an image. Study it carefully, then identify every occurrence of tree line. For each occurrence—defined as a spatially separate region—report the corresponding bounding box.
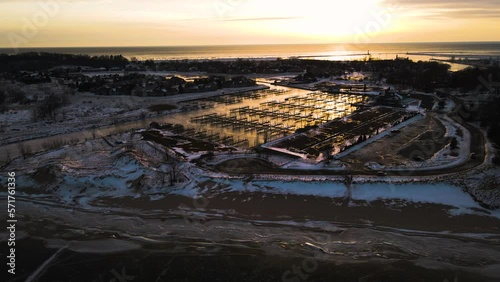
[0,52,129,72]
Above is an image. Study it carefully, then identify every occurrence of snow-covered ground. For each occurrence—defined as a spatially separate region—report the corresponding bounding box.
[1,75,498,218]
[178,170,500,218]
[452,166,500,208]
[1,129,498,220]
[0,80,267,148]
[384,114,471,171]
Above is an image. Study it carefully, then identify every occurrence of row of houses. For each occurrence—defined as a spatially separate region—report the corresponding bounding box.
[54,72,257,96]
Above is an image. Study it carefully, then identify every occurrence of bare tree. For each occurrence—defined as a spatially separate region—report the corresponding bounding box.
[63,86,76,96]
[0,90,6,113]
[159,152,180,186]
[124,130,135,151]
[0,90,5,105]
[169,159,180,186]
[322,144,333,165]
[34,93,69,120]
[343,175,353,207]
[10,89,26,104]
[4,150,12,166]
[17,142,32,159]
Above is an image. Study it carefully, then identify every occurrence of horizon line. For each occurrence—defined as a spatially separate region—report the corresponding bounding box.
[1,41,500,49]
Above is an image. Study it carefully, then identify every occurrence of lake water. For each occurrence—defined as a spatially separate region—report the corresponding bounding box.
[2,42,499,63]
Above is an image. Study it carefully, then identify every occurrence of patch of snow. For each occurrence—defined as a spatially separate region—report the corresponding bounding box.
[264,146,308,159]
[0,110,32,124]
[282,160,346,170]
[365,162,385,170]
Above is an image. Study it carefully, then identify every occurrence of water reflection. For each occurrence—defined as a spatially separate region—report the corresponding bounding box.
[0,84,368,161]
[184,89,367,147]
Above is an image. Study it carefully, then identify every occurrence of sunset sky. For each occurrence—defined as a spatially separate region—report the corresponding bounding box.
[1,0,499,47]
